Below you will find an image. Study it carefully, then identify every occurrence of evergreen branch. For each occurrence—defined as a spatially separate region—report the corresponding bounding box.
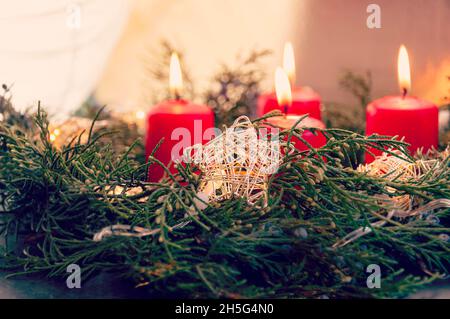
[0,108,449,299]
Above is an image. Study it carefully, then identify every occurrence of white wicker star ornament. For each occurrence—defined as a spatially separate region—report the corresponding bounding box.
[184,116,281,207]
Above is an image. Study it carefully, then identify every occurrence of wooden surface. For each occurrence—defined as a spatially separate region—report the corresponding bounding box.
[0,272,145,299]
[0,271,449,299]
[2,233,449,299]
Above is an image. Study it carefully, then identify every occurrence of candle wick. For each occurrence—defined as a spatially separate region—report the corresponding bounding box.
[174,92,181,101]
[402,88,407,99]
[283,104,288,116]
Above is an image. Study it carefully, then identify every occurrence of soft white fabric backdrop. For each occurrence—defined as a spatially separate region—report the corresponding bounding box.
[0,0,129,119]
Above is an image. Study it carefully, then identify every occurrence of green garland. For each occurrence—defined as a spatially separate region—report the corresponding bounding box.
[0,106,449,298]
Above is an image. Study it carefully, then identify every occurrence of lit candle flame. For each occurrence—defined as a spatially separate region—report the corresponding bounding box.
[135,110,145,120]
[169,52,183,98]
[283,42,296,87]
[397,45,411,96]
[275,67,292,113]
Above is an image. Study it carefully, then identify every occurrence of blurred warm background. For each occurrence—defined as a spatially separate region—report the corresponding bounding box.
[0,0,449,117]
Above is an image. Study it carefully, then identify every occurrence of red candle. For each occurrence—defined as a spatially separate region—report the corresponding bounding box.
[265,68,326,151]
[257,42,322,120]
[265,115,326,151]
[257,87,322,120]
[145,53,215,181]
[366,45,438,162]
